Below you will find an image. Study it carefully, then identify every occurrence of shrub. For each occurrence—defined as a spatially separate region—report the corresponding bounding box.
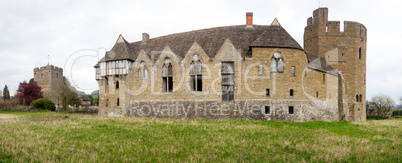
[0,100,18,110]
[30,98,55,111]
[392,110,402,116]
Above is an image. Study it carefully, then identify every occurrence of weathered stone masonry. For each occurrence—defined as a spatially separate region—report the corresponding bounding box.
[95,7,366,122]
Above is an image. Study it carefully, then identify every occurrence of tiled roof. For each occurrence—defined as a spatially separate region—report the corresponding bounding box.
[101,24,303,62]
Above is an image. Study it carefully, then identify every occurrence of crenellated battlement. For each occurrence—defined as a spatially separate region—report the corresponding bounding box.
[34,65,63,73]
[306,8,366,39]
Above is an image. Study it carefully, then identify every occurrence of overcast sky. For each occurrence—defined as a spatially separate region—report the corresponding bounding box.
[0,0,401,103]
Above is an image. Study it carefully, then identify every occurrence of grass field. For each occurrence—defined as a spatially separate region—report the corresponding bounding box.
[0,111,400,162]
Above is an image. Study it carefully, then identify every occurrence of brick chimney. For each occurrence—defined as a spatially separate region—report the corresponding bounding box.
[246,12,253,27]
[142,33,149,44]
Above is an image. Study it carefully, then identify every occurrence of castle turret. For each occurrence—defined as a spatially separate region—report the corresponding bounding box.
[33,65,64,105]
[304,8,367,121]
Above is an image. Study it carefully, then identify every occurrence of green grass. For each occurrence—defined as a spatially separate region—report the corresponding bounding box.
[0,111,400,162]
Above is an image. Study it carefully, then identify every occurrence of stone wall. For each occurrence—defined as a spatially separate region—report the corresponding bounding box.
[99,99,338,122]
[98,40,341,122]
[304,8,366,121]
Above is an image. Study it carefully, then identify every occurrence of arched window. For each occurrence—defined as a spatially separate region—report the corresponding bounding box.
[271,51,284,73]
[162,58,173,92]
[190,54,202,92]
[116,81,119,89]
[356,94,359,102]
[144,68,148,79]
[271,59,277,72]
[139,61,147,79]
[278,59,284,72]
[138,69,142,79]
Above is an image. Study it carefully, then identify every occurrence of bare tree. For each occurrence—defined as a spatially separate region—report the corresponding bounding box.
[51,77,81,112]
[370,94,395,117]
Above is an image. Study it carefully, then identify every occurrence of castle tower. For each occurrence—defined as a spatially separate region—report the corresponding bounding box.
[304,8,367,121]
[33,65,64,105]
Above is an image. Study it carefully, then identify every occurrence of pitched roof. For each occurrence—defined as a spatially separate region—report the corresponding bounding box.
[305,53,338,76]
[78,91,91,101]
[251,26,302,49]
[101,24,302,63]
[104,40,132,62]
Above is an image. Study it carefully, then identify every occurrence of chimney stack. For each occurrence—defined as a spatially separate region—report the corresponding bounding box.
[142,33,149,44]
[246,12,253,27]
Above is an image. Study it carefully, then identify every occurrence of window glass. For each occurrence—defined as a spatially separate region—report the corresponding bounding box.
[144,68,148,78]
[197,61,202,74]
[278,59,284,72]
[291,66,295,76]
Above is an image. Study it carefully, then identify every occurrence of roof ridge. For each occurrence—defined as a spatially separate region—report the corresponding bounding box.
[128,24,270,44]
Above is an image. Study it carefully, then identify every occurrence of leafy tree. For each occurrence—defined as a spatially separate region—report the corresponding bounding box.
[89,95,99,106]
[15,81,43,105]
[3,85,10,101]
[370,94,395,117]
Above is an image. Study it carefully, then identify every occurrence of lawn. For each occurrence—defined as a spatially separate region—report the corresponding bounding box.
[0,110,400,162]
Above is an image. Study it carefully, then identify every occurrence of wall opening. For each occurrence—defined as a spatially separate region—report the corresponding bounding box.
[266,89,270,97]
[162,58,173,92]
[116,81,119,89]
[265,106,270,114]
[288,106,294,114]
[222,62,234,102]
[190,57,203,92]
[291,66,295,76]
[290,89,294,97]
[323,73,326,83]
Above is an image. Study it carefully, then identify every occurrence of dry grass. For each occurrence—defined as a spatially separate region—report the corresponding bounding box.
[0,110,400,162]
[0,114,19,119]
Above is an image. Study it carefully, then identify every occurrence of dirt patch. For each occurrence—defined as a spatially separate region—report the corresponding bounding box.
[0,114,19,119]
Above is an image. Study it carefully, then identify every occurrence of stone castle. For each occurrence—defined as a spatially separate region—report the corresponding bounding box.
[33,64,64,106]
[94,8,366,122]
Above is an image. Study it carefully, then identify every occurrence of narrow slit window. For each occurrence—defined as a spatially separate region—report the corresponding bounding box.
[116,81,119,89]
[259,63,263,75]
[266,89,270,97]
[323,73,325,83]
[359,48,362,59]
[290,89,294,97]
[291,66,295,76]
